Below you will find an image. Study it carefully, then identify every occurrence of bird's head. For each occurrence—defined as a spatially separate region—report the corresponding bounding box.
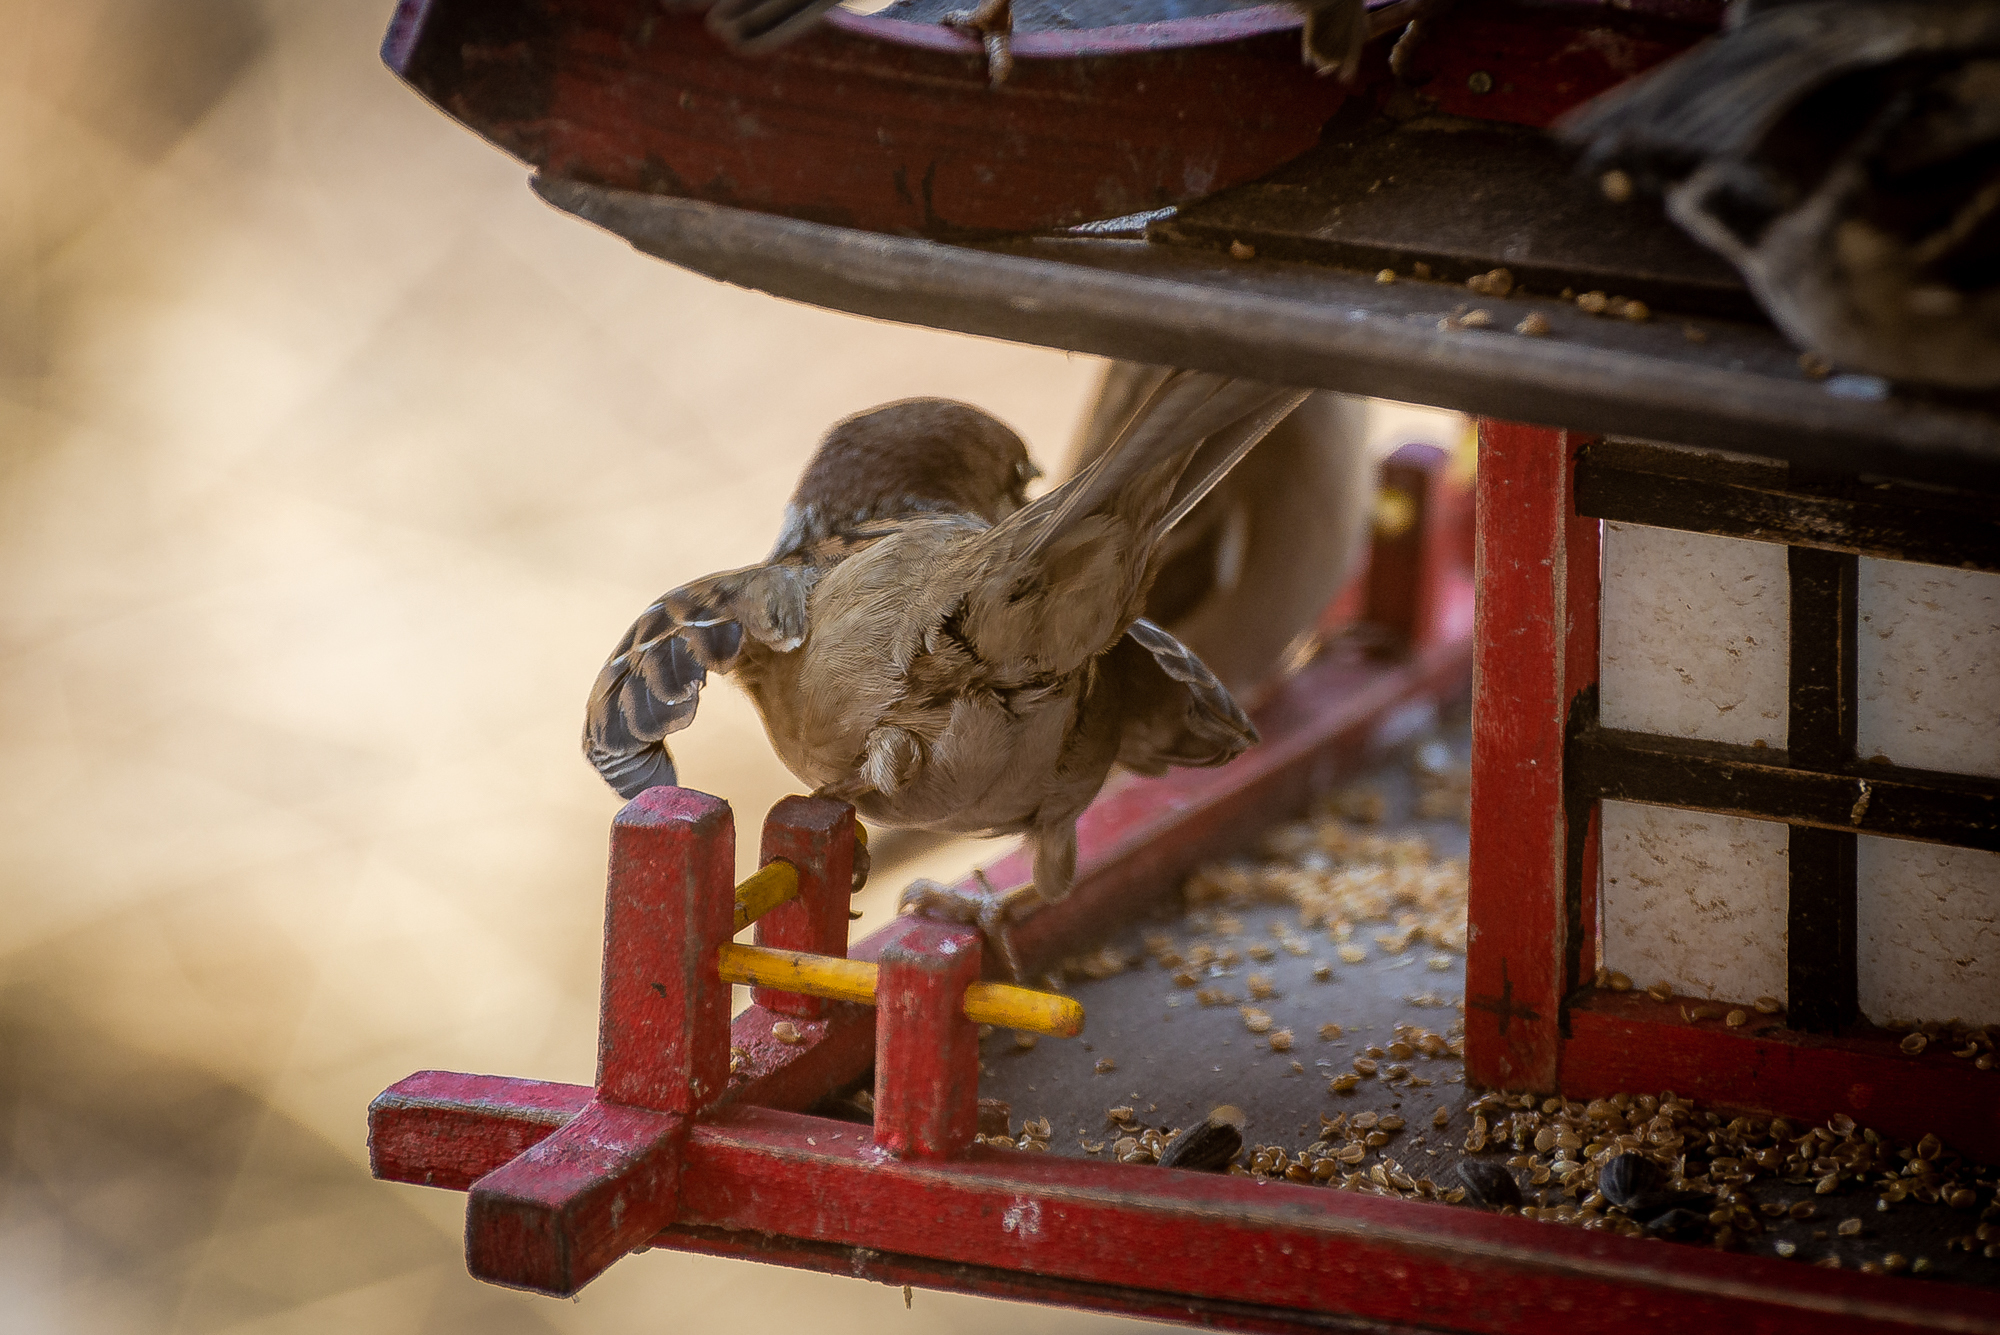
[770,398,1039,558]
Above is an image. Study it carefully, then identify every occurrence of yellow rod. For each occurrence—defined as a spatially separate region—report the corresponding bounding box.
[715,943,1084,1039]
[733,862,800,933]
[718,942,877,1005]
[965,981,1085,1038]
[731,820,868,933]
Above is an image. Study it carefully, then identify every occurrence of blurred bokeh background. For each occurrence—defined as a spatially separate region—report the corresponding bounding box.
[0,3,1458,1330]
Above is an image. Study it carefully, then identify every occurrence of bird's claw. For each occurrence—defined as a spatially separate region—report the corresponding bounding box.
[898,871,1044,981]
[944,0,1013,87]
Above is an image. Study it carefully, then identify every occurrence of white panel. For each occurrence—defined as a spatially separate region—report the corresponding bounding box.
[1856,559,2000,780]
[1857,837,2000,1027]
[1600,523,1789,748]
[1601,800,1790,1003]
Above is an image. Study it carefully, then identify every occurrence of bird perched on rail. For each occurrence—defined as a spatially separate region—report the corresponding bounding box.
[584,371,1308,942]
[1558,0,2000,389]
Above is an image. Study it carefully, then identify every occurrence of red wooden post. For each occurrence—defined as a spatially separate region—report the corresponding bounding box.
[753,795,858,1018]
[1465,421,1600,1093]
[1363,442,1453,655]
[872,919,984,1160]
[466,787,736,1295]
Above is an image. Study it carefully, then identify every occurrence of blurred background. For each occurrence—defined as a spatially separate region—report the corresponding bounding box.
[0,3,1458,1330]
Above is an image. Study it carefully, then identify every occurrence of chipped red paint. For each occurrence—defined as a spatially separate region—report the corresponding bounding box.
[872,919,985,1159]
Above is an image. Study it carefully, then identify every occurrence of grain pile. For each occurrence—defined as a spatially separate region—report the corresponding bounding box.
[983,758,1999,1276]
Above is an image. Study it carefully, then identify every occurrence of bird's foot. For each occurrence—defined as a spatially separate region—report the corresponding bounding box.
[898,870,1044,981]
[943,0,1013,87]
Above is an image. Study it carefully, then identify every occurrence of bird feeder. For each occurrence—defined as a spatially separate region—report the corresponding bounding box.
[372,0,2000,1327]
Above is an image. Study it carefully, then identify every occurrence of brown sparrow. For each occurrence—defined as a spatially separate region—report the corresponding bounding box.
[584,372,1307,920]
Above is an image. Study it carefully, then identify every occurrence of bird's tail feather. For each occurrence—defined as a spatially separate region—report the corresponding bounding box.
[1014,371,1304,563]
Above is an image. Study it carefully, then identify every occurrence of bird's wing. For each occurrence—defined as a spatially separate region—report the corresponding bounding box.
[961,371,1308,678]
[1013,371,1305,565]
[582,563,812,798]
[1101,617,1258,775]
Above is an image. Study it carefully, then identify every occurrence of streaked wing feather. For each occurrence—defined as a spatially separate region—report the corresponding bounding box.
[1107,617,1258,774]
[582,562,809,799]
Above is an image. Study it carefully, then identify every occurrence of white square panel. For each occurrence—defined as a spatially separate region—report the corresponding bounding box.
[1600,523,1789,749]
[1601,800,1790,1003]
[1857,559,2000,780]
[1857,836,2000,1027]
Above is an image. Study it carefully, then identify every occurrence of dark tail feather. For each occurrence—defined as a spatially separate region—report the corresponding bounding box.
[583,605,710,798]
[584,737,680,800]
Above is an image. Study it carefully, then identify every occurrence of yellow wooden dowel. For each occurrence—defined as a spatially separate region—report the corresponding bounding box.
[731,819,868,932]
[715,943,1084,1039]
[717,942,878,1005]
[733,862,800,933]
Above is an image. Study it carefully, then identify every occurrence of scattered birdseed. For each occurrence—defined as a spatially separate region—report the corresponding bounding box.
[1229,240,1256,260]
[1338,944,1369,964]
[1725,1009,1748,1028]
[1599,169,1634,203]
[772,1021,804,1045]
[1094,1057,1117,1074]
[1646,982,1673,1003]
[1466,268,1514,298]
[1459,309,1494,329]
[1901,1032,1928,1055]
[1799,351,1833,378]
[1270,1028,1295,1052]
[1515,311,1551,337]
[1754,996,1783,1014]
[1376,268,1398,283]
[1014,1031,1038,1050]
[1575,290,1610,314]
[1839,1218,1864,1236]
[1683,324,1709,343]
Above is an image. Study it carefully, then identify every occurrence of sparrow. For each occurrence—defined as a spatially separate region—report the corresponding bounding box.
[1558,0,2000,389]
[1063,363,1372,704]
[584,372,1309,930]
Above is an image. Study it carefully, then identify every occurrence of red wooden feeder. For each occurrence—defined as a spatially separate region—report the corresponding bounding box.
[371,0,2000,1328]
